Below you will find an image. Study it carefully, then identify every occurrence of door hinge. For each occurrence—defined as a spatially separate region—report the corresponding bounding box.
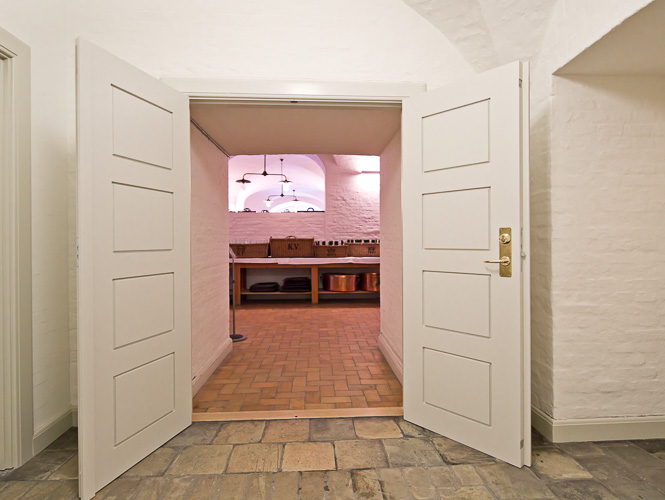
[520,439,524,449]
[519,78,523,88]
[520,228,523,272]
[76,238,79,268]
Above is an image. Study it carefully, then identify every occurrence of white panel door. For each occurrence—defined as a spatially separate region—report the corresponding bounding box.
[402,61,530,467]
[77,39,191,499]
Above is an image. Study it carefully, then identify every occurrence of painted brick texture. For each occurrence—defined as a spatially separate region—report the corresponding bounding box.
[190,125,230,381]
[549,75,665,420]
[379,132,403,374]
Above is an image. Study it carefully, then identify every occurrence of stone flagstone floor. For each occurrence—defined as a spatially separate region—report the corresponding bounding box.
[1,417,664,499]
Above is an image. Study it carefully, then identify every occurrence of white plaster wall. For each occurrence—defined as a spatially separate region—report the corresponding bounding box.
[549,75,665,419]
[528,0,655,418]
[190,125,230,387]
[0,0,73,434]
[229,155,380,242]
[379,132,403,380]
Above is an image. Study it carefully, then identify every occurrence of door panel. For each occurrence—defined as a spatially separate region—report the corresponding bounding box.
[77,39,191,499]
[403,61,530,467]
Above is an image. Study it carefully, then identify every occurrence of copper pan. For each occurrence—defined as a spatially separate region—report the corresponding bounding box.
[359,272,380,292]
[321,274,359,292]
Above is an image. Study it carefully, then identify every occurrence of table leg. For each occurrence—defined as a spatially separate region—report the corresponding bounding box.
[234,265,242,306]
[311,265,319,304]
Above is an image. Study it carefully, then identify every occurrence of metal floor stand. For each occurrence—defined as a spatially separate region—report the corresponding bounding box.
[229,247,247,343]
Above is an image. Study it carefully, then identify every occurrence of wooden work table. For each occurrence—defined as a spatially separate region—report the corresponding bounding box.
[230,257,380,305]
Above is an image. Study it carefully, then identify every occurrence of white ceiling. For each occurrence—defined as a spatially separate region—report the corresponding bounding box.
[401,0,557,71]
[190,103,401,156]
[557,0,665,75]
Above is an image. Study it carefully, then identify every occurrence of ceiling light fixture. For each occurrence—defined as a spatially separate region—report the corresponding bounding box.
[236,155,290,186]
[265,187,299,207]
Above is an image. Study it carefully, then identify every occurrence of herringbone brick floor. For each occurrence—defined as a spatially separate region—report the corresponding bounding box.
[193,300,402,413]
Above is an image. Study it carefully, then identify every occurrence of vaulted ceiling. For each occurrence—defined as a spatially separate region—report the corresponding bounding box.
[401,0,558,71]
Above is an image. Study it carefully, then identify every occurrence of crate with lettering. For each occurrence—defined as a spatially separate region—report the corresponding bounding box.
[269,236,315,258]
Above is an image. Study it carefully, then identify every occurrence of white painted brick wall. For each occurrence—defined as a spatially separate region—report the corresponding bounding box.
[229,154,380,242]
[528,0,654,420]
[549,75,665,419]
[380,132,403,369]
[190,125,229,381]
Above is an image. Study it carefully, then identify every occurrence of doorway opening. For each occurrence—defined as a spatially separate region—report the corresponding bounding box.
[186,99,406,419]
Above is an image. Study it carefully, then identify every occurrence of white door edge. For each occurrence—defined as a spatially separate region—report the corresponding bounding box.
[520,62,532,467]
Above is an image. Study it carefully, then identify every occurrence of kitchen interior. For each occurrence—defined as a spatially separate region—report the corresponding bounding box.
[190,101,404,416]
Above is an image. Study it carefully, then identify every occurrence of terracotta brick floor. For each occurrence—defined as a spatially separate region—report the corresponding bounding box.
[193,300,402,413]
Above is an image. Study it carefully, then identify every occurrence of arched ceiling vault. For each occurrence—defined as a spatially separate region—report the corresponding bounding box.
[401,0,558,72]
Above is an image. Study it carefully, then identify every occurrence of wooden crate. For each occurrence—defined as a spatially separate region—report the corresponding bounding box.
[269,236,315,258]
[347,243,380,257]
[314,245,349,258]
[230,243,269,258]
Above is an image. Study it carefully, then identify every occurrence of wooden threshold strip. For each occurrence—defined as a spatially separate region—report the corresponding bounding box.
[192,407,404,422]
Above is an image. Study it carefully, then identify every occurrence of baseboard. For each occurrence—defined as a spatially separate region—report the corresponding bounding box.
[378,333,403,384]
[192,337,233,396]
[532,406,665,443]
[33,406,76,454]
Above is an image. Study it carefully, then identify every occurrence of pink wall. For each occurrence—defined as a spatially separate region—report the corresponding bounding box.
[379,132,403,382]
[190,125,231,392]
[229,154,380,241]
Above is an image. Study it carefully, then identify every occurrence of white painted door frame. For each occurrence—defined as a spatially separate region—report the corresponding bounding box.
[0,26,34,470]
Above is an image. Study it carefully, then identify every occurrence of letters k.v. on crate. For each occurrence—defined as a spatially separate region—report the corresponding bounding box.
[269,236,315,257]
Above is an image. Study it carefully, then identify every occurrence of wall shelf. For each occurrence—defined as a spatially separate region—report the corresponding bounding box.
[231,259,379,304]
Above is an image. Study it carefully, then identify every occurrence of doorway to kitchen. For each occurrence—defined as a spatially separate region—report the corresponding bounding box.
[185,97,407,419]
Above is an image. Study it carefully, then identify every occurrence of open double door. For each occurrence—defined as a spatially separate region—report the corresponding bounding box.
[77,39,529,499]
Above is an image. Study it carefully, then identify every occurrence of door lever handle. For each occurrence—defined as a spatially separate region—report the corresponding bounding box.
[484,256,511,266]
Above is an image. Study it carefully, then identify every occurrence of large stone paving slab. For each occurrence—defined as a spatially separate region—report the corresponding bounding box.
[214,421,265,444]
[531,448,593,480]
[383,438,443,467]
[310,418,356,441]
[282,442,336,471]
[438,485,494,499]
[262,419,309,442]
[475,462,556,499]
[432,437,495,465]
[133,476,197,500]
[123,448,179,477]
[166,445,232,475]
[354,417,403,439]
[225,443,282,473]
[351,469,383,500]
[403,467,437,499]
[4,450,75,481]
[327,471,356,500]
[335,440,388,469]
[546,479,620,500]
[165,422,222,447]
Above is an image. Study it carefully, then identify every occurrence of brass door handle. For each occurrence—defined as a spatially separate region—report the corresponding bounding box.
[484,256,511,266]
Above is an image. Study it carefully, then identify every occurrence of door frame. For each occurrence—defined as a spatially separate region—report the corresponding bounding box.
[165,77,422,416]
[163,77,530,436]
[0,26,34,469]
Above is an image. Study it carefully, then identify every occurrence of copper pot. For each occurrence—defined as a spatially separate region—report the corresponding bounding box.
[360,272,380,292]
[321,274,359,292]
